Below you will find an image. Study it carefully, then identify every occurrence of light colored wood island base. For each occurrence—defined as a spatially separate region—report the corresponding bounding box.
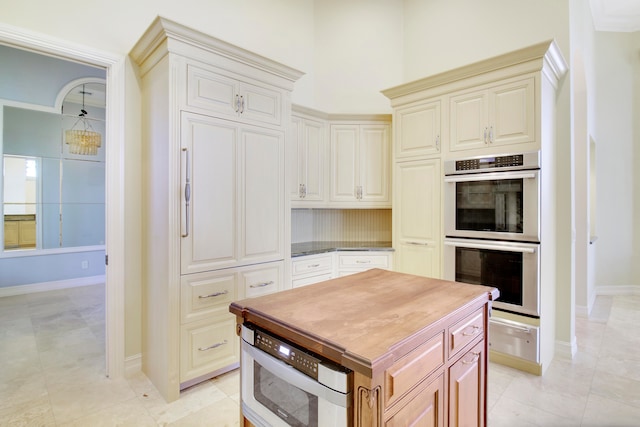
[230,268,498,426]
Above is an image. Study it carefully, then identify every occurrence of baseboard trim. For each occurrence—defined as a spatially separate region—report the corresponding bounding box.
[595,285,640,296]
[125,353,142,377]
[0,275,105,297]
[555,337,577,360]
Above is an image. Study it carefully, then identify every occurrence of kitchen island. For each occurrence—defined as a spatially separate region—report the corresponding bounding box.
[229,268,498,426]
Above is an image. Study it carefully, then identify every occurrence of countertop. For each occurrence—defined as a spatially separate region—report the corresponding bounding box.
[291,240,393,257]
[229,268,498,376]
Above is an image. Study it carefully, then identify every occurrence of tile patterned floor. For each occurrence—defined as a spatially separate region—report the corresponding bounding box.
[1,285,639,426]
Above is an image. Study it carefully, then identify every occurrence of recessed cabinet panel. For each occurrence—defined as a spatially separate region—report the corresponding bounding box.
[181,113,238,274]
[180,270,237,324]
[449,340,485,427]
[395,100,441,159]
[360,126,390,201]
[187,65,238,115]
[450,92,488,151]
[384,373,445,427]
[241,261,283,298]
[330,126,359,202]
[490,78,535,146]
[291,115,326,204]
[241,126,284,261]
[393,159,441,278]
[180,315,239,383]
[241,82,281,126]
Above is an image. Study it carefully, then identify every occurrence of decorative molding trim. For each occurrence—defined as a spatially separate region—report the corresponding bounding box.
[125,353,142,378]
[0,20,127,380]
[0,275,105,297]
[555,337,578,360]
[596,285,640,296]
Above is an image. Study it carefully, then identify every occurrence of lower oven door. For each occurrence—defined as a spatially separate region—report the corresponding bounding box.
[241,340,350,427]
[443,238,540,317]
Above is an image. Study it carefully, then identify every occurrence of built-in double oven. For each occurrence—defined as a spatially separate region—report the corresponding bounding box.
[240,324,352,427]
[443,152,542,364]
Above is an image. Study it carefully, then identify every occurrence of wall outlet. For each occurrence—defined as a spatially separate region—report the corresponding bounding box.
[81,260,89,269]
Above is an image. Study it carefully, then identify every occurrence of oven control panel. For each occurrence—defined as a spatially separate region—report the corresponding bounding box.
[444,151,541,175]
[253,328,321,380]
[455,154,523,171]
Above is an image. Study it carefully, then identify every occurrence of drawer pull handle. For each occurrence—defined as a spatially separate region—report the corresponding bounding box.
[250,280,274,288]
[462,352,481,365]
[462,325,481,336]
[198,340,228,352]
[198,290,228,299]
[356,260,371,264]
[308,264,320,268]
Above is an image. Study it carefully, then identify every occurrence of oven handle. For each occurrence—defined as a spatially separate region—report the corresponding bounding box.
[444,171,536,183]
[444,240,536,254]
[241,340,351,408]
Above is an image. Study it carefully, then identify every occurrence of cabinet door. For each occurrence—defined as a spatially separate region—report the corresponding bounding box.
[395,99,441,159]
[448,340,485,427]
[393,159,441,278]
[359,124,390,203]
[385,373,445,427]
[186,64,282,127]
[241,125,285,263]
[239,261,283,298]
[330,124,359,202]
[181,113,238,274]
[449,90,488,152]
[291,117,326,203]
[489,77,535,146]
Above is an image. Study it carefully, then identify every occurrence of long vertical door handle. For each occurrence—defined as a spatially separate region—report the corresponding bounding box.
[182,147,191,238]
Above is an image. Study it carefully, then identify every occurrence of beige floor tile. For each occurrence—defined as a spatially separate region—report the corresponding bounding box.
[167,397,240,427]
[488,395,581,427]
[46,376,136,424]
[63,398,158,427]
[0,395,56,427]
[581,393,640,426]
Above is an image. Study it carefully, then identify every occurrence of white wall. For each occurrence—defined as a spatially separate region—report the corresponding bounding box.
[593,30,638,291]
[312,0,404,113]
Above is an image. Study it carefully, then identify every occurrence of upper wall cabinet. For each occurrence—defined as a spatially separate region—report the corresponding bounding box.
[449,76,535,153]
[394,98,442,160]
[329,118,391,208]
[382,40,568,161]
[186,64,282,127]
[290,107,328,206]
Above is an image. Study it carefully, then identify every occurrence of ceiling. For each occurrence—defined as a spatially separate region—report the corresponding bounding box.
[590,0,640,32]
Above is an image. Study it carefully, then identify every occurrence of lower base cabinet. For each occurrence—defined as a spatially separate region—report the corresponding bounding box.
[385,374,445,427]
[449,340,486,427]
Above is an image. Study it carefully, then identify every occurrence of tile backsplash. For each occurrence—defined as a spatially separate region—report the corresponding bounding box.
[291,209,392,243]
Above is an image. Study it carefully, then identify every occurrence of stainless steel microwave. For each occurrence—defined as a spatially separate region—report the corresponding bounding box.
[444,152,541,243]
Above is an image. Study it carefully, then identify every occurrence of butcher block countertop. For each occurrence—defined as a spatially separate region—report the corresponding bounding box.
[229,268,498,377]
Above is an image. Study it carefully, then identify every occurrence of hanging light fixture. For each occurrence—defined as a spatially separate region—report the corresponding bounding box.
[65,84,102,156]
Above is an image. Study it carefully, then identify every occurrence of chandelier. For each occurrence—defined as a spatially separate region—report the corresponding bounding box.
[65,84,102,156]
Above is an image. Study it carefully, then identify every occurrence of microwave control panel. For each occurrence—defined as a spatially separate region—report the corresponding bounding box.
[253,328,321,380]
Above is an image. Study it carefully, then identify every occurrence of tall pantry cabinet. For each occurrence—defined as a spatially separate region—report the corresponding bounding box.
[131,17,303,401]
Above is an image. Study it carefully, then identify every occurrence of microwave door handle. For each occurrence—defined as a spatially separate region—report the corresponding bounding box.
[444,240,536,254]
[444,172,537,183]
[242,341,349,407]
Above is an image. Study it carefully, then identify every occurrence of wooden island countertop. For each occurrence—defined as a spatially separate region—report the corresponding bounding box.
[230,267,498,375]
[230,268,499,426]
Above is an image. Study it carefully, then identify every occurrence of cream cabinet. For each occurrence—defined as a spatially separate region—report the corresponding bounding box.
[131,17,302,402]
[180,113,285,275]
[291,252,334,288]
[335,251,393,277]
[186,63,283,127]
[290,110,327,205]
[329,121,391,207]
[393,159,441,278]
[449,76,535,154]
[394,98,442,160]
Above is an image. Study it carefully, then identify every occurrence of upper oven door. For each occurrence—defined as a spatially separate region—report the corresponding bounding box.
[444,169,540,242]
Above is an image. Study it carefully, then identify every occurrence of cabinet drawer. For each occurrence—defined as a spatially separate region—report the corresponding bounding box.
[449,308,485,357]
[180,271,237,324]
[241,262,283,298]
[292,254,333,276]
[180,315,239,382]
[384,332,444,408]
[292,272,333,288]
[338,253,390,269]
